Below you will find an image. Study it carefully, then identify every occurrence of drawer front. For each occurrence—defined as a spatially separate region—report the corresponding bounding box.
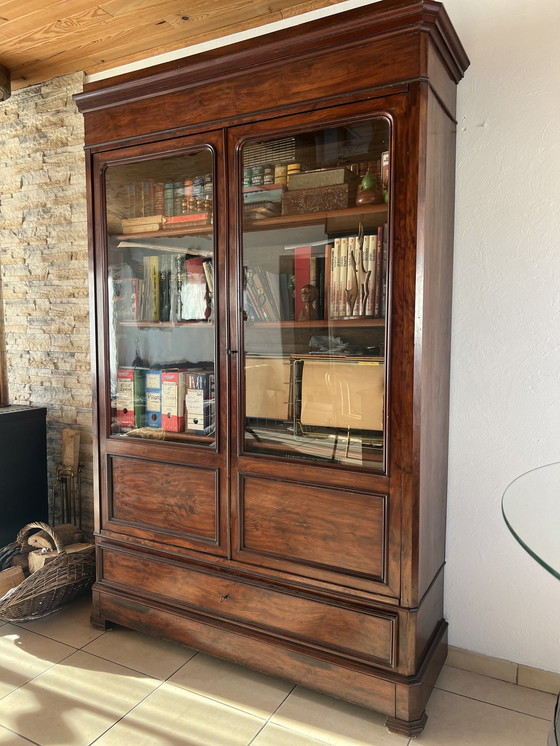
[234,474,387,585]
[101,546,397,667]
[107,456,222,551]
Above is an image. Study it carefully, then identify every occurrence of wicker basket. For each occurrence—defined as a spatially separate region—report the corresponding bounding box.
[0,521,95,622]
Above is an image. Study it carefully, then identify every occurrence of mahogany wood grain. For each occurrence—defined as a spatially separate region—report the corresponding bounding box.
[100,544,398,666]
[78,2,469,736]
[236,475,386,580]
[109,456,219,540]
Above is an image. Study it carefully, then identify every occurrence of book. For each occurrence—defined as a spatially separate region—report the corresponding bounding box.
[330,238,341,319]
[113,277,140,321]
[345,235,359,317]
[144,370,162,428]
[339,236,348,319]
[161,370,187,431]
[164,212,210,225]
[373,225,384,318]
[122,222,162,234]
[116,368,146,428]
[181,255,210,320]
[294,246,312,321]
[366,233,377,317]
[185,370,215,434]
[138,255,160,322]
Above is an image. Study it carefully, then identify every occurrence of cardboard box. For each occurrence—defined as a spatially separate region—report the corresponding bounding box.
[299,357,384,431]
[245,357,291,420]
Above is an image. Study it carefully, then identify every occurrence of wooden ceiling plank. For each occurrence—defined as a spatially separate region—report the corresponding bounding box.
[279,0,345,18]
[0,0,105,34]
[5,0,344,89]
[87,10,287,67]
[0,7,113,58]
[2,0,286,61]
[11,8,286,83]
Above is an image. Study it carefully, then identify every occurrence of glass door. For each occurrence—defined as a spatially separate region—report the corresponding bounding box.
[237,114,391,470]
[102,144,218,446]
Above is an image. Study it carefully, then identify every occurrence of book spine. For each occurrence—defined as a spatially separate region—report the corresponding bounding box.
[366,234,377,317]
[161,371,187,431]
[145,370,162,428]
[373,225,384,318]
[339,236,348,319]
[294,246,312,321]
[116,368,146,428]
[331,238,341,319]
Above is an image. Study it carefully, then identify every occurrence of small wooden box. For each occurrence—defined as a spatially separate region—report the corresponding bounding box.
[282,183,357,215]
[287,167,358,191]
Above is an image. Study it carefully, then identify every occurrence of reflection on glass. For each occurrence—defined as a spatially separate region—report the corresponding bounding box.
[241,117,390,470]
[106,148,216,444]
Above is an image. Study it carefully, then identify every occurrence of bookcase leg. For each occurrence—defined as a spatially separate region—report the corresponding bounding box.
[385,712,428,737]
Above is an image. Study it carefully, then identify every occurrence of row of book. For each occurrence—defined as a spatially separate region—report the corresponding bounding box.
[243,225,388,323]
[330,226,388,319]
[120,177,213,220]
[113,253,213,323]
[116,367,215,435]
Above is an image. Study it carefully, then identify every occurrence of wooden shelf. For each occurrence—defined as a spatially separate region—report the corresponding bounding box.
[245,318,385,328]
[112,224,213,240]
[110,205,388,240]
[119,320,213,328]
[244,204,388,233]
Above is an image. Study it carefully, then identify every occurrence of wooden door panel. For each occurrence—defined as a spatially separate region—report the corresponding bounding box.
[105,455,224,553]
[234,474,387,585]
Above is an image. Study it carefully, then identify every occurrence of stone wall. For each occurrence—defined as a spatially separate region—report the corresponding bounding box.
[0,73,94,537]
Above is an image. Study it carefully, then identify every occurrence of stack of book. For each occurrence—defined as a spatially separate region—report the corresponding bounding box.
[243,223,388,323]
[113,253,214,324]
[115,366,215,435]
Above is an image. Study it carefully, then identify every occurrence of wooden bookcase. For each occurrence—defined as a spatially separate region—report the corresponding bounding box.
[75,0,469,735]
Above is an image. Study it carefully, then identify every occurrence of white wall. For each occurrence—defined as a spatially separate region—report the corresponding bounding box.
[440,0,560,674]
[88,0,560,674]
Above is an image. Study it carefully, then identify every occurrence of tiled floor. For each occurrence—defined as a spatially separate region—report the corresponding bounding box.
[0,598,556,745]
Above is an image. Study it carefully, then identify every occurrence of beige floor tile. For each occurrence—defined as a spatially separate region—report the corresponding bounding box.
[83,624,198,679]
[0,623,75,698]
[168,653,293,718]
[251,722,337,745]
[416,688,551,745]
[270,686,407,745]
[518,665,560,695]
[12,596,104,648]
[0,725,36,745]
[446,647,518,683]
[437,665,557,720]
[95,681,266,746]
[0,649,160,746]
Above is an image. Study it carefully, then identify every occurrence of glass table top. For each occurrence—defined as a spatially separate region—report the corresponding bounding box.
[502,462,560,580]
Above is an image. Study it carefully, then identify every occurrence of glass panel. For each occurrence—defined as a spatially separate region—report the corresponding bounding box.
[241,117,390,470]
[105,148,216,444]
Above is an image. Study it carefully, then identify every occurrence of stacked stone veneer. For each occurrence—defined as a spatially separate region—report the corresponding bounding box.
[0,73,94,537]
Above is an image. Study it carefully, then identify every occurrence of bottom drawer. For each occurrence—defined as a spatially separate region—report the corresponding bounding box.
[101,545,397,668]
